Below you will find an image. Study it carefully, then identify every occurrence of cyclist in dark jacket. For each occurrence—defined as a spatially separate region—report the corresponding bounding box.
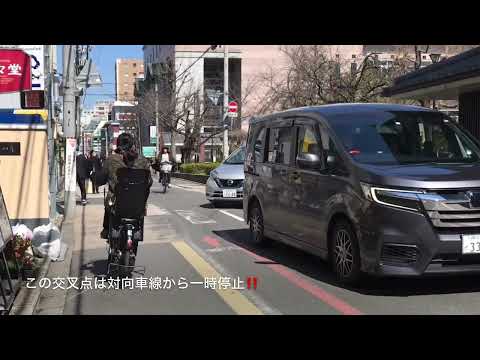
[96,133,153,239]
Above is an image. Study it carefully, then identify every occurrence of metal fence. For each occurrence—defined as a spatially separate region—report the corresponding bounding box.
[0,186,21,315]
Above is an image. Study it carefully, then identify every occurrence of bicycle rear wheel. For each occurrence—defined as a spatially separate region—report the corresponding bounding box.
[162,176,167,193]
[120,251,132,277]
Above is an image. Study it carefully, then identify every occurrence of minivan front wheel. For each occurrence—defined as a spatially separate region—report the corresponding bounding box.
[330,220,362,284]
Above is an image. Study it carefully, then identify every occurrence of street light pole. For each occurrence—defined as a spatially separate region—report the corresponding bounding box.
[223,45,229,160]
[155,81,159,157]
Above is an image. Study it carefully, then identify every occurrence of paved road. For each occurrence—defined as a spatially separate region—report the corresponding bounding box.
[64,177,480,315]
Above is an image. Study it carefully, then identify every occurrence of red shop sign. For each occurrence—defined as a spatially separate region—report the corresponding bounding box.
[0,49,32,93]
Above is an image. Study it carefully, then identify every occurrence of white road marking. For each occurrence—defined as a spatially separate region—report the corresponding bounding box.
[146,204,171,216]
[218,210,244,222]
[169,183,205,194]
[175,210,216,224]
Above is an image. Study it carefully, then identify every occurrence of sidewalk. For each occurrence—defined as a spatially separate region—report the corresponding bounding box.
[10,186,104,315]
[10,179,202,315]
[33,188,106,315]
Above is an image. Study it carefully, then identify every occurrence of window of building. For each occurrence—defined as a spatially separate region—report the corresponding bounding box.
[422,55,427,60]
[352,54,356,59]
[133,63,137,67]
[335,54,340,59]
[351,62,357,73]
[391,55,395,59]
[133,73,137,77]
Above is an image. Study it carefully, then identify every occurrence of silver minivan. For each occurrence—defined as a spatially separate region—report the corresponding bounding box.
[206,146,245,206]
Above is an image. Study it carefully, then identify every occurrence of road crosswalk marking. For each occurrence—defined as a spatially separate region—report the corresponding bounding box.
[146,204,171,216]
[175,210,216,224]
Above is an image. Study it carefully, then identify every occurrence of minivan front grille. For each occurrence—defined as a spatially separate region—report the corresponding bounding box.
[421,189,480,229]
[381,244,419,265]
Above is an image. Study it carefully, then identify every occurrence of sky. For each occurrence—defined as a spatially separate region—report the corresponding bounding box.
[57,45,143,109]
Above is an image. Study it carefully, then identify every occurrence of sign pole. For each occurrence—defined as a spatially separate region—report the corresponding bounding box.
[223,45,229,160]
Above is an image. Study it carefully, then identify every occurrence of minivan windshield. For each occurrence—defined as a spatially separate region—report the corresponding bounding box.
[328,111,480,165]
[224,146,245,165]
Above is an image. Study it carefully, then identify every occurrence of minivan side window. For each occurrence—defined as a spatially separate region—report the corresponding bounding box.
[254,127,266,163]
[297,125,321,159]
[319,125,338,155]
[267,127,293,165]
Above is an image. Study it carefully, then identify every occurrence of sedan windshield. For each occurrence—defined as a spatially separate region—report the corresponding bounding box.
[224,147,245,165]
[328,111,480,165]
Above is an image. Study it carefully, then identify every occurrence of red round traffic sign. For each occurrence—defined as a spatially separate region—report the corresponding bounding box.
[228,101,238,113]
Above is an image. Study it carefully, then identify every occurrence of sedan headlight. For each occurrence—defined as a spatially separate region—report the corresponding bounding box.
[209,171,221,187]
[360,182,425,212]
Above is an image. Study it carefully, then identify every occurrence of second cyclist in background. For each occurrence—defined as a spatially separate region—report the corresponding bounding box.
[158,147,172,188]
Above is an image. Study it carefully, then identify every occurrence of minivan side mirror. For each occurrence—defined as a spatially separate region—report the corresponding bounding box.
[326,153,337,168]
[297,153,322,170]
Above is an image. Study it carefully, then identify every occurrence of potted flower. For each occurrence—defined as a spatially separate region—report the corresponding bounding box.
[5,233,38,280]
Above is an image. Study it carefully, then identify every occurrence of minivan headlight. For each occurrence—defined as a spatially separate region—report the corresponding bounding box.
[360,182,425,212]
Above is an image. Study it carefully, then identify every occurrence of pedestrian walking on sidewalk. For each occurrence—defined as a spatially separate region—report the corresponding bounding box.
[76,151,89,205]
[88,150,102,194]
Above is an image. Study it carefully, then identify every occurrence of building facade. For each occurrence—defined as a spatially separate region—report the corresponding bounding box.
[115,59,144,102]
[142,45,243,162]
[93,100,113,120]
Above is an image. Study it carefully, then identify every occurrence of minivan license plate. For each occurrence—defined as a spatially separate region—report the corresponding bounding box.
[223,189,237,198]
[461,234,480,254]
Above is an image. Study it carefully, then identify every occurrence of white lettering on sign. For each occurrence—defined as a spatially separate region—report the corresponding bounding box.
[7,63,22,76]
[65,139,77,192]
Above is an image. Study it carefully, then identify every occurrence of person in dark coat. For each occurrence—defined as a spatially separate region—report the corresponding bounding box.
[88,150,102,194]
[96,133,153,239]
[76,151,89,205]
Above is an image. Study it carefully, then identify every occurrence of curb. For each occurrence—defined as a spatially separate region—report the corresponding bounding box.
[33,221,74,315]
[9,257,51,315]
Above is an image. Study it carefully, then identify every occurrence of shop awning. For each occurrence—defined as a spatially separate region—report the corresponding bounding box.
[383,46,480,100]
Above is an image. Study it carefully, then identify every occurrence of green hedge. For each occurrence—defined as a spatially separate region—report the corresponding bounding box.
[179,162,221,175]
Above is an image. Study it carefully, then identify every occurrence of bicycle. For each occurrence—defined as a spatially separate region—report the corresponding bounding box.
[105,168,149,278]
[160,162,172,193]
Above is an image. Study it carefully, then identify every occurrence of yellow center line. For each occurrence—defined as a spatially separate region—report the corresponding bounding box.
[171,241,263,315]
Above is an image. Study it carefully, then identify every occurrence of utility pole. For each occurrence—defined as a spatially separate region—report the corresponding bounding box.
[62,45,78,221]
[223,45,229,160]
[46,45,58,220]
